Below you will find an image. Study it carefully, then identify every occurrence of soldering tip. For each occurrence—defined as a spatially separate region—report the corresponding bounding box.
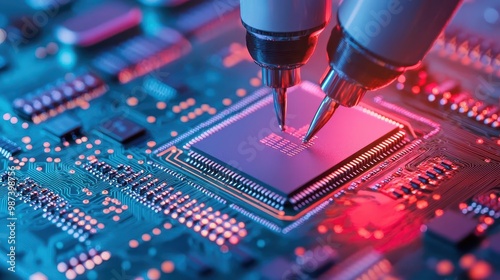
[272,88,287,131]
[303,96,339,143]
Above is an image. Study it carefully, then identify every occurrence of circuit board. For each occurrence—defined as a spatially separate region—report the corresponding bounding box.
[1,0,500,279]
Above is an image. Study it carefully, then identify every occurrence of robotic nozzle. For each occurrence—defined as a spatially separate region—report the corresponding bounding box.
[272,88,287,131]
[240,0,331,131]
[304,0,460,142]
[262,68,301,130]
[304,67,367,142]
[241,0,460,143]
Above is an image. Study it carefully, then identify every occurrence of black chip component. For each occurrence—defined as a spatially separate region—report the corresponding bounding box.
[175,0,239,35]
[12,72,107,123]
[55,1,142,47]
[91,28,190,84]
[0,136,21,158]
[100,117,145,143]
[44,115,82,140]
[187,84,405,213]
[425,211,478,248]
[143,72,189,101]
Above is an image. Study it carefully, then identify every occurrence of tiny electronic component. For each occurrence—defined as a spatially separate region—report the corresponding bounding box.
[14,178,98,241]
[12,72,107,124]
[143,72,189,101]
[469,190,500,216]
[92,28,191,83]
[399,75,500,132]
[56,1,142,47]
[82,158,247,246]
[0,136,21,158]
[424,211,479,248]
[56,249,110,277]
[187,84,405,213]
[43,114,82,140]
[99,117,146,144]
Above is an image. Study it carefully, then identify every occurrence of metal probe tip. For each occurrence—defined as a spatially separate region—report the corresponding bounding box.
[303,96,339,143]
[272,88,287,131]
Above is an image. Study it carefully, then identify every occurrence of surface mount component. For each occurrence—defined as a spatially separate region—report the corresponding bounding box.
[100,116,146,144]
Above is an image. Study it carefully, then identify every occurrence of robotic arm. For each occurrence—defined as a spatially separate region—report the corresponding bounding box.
[240,0,332,130]
[240,0,462,141]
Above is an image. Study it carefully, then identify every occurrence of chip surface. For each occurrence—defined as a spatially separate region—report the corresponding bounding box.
[189,84,405,210]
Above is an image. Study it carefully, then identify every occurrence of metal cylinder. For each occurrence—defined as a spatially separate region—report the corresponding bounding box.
[262,68,301,88]
[241,0,331,34]
[241,0,331,70]
[338,0,461,66]
[322,0,462,107]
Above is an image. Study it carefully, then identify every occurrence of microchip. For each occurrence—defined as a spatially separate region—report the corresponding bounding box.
[91,28,190,83]
[56,1,142,47]
[100,117,145,143]
[425,211,478,248]
[143,72,189,101]
[12,72,106,123]
[187,83,405,213]
[44,115,82,139]
[0,136,21,158]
